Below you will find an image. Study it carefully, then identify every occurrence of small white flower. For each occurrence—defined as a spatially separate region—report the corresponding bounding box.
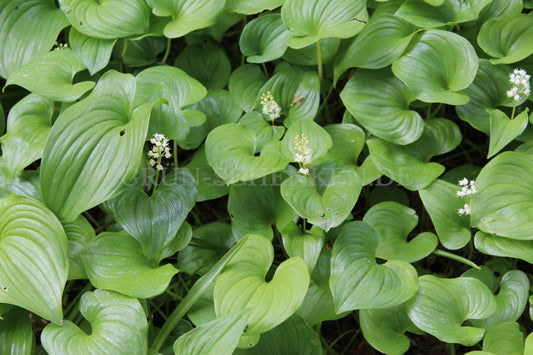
[458,203,471,215]
[508,69,530,102]
[149,159,156,166]
[299,168,309,176]
[147,133,171,169]
[458,178,469,186]
[260,92,281,121]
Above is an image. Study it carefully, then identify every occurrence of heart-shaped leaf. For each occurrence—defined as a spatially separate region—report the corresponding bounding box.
[147,0,225,38]
[279,118,333,163]
[62,215,95,280]
[281,0,367,49]
[474,321,525,355]
[228,65,267,113]
[0,308,33,355]
[363,201,438,262]
[69,27,117,75]
[419,179,472,249]
[478,14,533,64]
[0,0,69,79]
[41,289,148,355]
[81,231,178,298]
[340,69,423,145]
[392,29,478,105]
[314,124,365,166]
[0,94,53,178]
[281,223,324,273]
[488,109,529,158]
[214,234,310,336]
[330,221,419,312]
[406,275,497,346]
[471,151,533,239]
[40,70,156,222]
[184,144,229,201]
[226,0,283,14]
[107,169,196,262]
[239,112,285,152]
[58,0,150,39]
[240,13,290,64]
[6,49,95,102]
[478,0,524,23]
[0,195,68,325]
[206,123,288,184]
[474,231,533,264]
[281,164,361,231]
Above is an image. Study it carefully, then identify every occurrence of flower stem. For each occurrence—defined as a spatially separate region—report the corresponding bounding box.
[316,39,332,123]
[173,141,178,168]
[510,101,517,120]
[161,37,172,64]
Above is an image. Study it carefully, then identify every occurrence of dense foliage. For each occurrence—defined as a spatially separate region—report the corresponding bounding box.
[1,0,533,354]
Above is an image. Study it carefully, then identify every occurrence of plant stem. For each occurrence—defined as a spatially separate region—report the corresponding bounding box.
[316,39,332,123]
[152,168,160,195]
[121,39,128,59]
[432,249,481,270]
[161,37,172,64]
[510,101,517,120]
[173,141,178,168]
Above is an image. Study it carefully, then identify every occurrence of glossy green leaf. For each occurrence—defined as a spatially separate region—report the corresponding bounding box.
[481,322,524,355]
[81,231,178,298]
[419,179,472,249]
[233,315,322,355]
[456,60,512,133]
[106,169,196,262]
[407,275,496,346]
[121,36,167,67]
[340,69,423,145]
[295,280,347,326]
[0,94,53,178]
[58,0,150,39]
[0,0,69,79]
[0,308,33,355]
[0,195,68,325]
[479,0,524,23]
[69,27,116,75]
[283,38,339,67]
[174,310,250,355]
[228,65,267,113]
[396,0,492,28]
[281,164,361,231]
[488,109,529,158]
[239,112,285,151]
[279,118,332,162]
[281,0,367,49]
[214,234,310,336]
[147,0,225,38]
[314,124,365,166]
[40,70,155,222]
[184,144,229,201]
[281,223,324,273]
[196,11,243,41]
[6,49,95,102]
[62,215,95,280]
[206,123,288,184]
[41,289,148,355]
[392,29,478,105]
[363,201,438,262]
[0,170,41,201]
[334,7,417,80]
[187,282,217,327]
[474,231,533,264]
[360,303,419,355]
[240,13,290,63]
[175,42,231,90]
[471,151,533,239]
[478,14,533,65]
[330,221,418,312]
[226,0,282,14]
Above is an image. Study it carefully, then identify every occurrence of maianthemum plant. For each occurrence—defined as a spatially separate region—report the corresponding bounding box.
[1,0,533,354]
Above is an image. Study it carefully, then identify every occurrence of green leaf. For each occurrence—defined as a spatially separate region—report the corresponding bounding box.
[239,112,285,151]
[184,144,229,201]
[340,69,423,145]
[281,0,367,49]
[0,308,33,355]
[0,195,68,325]
[363,201,438,262]
[368,118,461,191]
[392,29,479,105]
[0,170,41,201]
[175,42,231,90]
[474,231,533,264]
[314,124,365,166]
[481,322,525,355]
[478,14,533,64]
[406,275,496,346]
[334,6,417,80]
[279,118,333,162]
[69,27,117,75]
[41,289,148,355]
[106,169,196,262]
[330,221,418,312]
[62,215,95,280]
[283,38,340,67]
[233,315,322,355]
[281,164,361,231]
[81,231,178,299]
[0,0,69,79]
[121,36,167,67]
[281,223,324,273]
[228,65,267,113]
[396,0,492,28]
[479,0,524,23]
[471,151,533,239]
[488,109,529,158]
[226,0,283,14]
[419,179,472,249]
[240,13,290,63]
[40,70,155,222]
[295,281,348,326]
[0,94,53,178]
[58,0,150,39]
[206,123,288,184]
[6,49,95,102]
[174,310,250,355]
[214,234,310,336]
[147,0,226,38]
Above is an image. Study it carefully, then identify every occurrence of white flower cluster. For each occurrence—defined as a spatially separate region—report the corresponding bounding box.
[506,69,530,102]
[294,133,312,176]
[147,133,171,171]
[456,178,476,215]
[260,91,281,121]
[53,42,69,50]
